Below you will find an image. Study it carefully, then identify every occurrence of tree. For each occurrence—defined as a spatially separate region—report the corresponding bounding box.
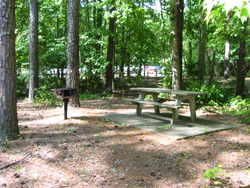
[0,0,19,141]
[199,12,206,83]
[170,0,183,90]
[105,0,116,93]
[28,0,39,102]
[236,20,247,98]
[224,15,230,79]
[66,0,80,106]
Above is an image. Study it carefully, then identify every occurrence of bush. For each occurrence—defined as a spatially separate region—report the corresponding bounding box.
[34,85,57,106]
[183,80,234,104]
[16,73,29,98]
[80,75,104,94]
[79,93,103,100]
[39,76,65,90]
[114,76,145,90]
[223,96,250,123]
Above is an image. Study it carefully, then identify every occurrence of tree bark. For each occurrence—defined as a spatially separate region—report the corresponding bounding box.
[66,0,80,106]
[224,15,231,79]
[0,0,19,141]
[224,40,230,79]
[105,1,116,93]
[236,24,247,98]
[170,0,183,90]
[160,0,166,77]
[177,0,183,86]
[28,0,39,102]
[208,50,216,86]
[199,16,206,84]
[120,26,126,81]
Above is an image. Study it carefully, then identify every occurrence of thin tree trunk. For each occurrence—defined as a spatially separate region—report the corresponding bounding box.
[160,0,166,77]
[177,0,183,86]
[85,0,94,94]
[236,23,247,98]
[28,0,39,102]
[0,0,19,141]
[199,15,206,84]
[224,40,230,79]
[105,0,116,93]
[120,26,126,81]
[57,16,60,79]
[208,50,216,86]
[188,42,192,64]
[66,0,80,106]
[170,0,183,90]
[224,15,231,79]
[127,53,131,77]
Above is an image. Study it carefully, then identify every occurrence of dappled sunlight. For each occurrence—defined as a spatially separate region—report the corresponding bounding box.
[1,100,249,187]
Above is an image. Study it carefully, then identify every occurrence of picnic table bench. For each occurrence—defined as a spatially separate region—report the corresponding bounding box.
[123,98,182,124]
[123,88,208,124]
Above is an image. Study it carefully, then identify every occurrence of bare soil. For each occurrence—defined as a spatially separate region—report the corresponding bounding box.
[0,98,250,188]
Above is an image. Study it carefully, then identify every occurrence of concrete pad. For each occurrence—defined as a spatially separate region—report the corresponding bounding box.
[100,109,243,140]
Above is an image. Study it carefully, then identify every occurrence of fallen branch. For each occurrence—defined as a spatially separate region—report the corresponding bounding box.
[0,153,32,171]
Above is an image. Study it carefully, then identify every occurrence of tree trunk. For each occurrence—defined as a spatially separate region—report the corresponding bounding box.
[224,40,230,79]
[199,16,206,84]
[160,0,166,77]
[28,0,39,102]
[236,24,247,98]
[170,0,183,90]
[66,0,80,106]
[127,54,131,77]
[105,0,116,93]
[224,15,231,79]
[208,50,216,86]
[120,26,126,81]
[85,0,94,94]
[0,0,19,141]
[177,0,183,86]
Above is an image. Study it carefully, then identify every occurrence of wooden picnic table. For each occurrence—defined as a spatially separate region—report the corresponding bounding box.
[129,87,208,122]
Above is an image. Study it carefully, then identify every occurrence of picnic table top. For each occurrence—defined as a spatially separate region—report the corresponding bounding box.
[130,88,208,96]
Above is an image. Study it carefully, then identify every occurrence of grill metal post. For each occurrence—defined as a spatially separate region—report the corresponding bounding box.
[52,88,77,120]
[63,98,69,120]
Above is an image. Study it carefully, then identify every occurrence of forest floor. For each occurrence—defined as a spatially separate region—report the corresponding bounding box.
[0,98,250,188]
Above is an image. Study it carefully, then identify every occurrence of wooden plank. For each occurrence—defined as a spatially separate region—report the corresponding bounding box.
[130,88,208,96]
[123,98,182,109]
[123,98,180,124]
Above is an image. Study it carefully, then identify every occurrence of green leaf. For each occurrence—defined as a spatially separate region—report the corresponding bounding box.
[240,7,248,22]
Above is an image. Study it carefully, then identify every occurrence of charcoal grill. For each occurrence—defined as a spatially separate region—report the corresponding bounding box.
[53,88,77,119]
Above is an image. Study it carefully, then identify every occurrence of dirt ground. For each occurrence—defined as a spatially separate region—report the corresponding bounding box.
[0,98,250,188]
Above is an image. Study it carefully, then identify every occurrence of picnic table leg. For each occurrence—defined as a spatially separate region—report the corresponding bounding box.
[188,96,196,121]
[171,109,179,124]
[174,96,182,120]
[152,93,160,114]
[136,92,146,116]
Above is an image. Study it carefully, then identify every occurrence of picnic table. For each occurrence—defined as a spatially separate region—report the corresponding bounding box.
[123,88,208,124]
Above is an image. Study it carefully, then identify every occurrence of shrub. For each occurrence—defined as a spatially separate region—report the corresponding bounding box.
[16,73,29,98]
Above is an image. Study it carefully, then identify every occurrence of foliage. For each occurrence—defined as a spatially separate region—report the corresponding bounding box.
[223,96,250,123]
[39,76,64,90]
[156,125,172,130]
[16,73,29,98]
[14,0,250,108]
[114,76,146,90]
[79,75,104,94]
[204,0,250,23]
[79,93,103,100]
[34,86,57,106]
[33,76,65,106]
[184,80,234,104]
[204,164,226,185]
